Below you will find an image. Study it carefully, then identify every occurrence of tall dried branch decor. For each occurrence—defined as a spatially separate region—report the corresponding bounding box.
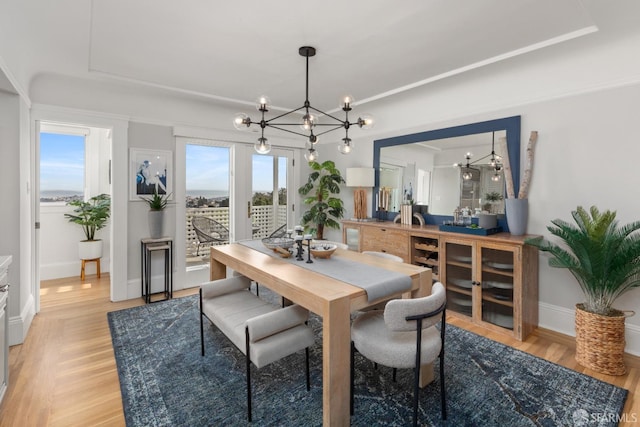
[499,131,538,199]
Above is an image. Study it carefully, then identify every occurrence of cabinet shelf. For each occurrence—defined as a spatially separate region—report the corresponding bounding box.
[414,256,438,267]
[446,260,472,269]
[482,266,515,277]
[446,284,472,297]
[415,243,438,252]
[482,294,514,308]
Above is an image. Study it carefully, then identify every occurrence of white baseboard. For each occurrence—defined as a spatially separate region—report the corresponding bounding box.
[539,302,640,356]
[125,275,187,300]
[8,293,35,346]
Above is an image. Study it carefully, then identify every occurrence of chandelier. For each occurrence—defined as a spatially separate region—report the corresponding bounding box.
[233,46,374,160]
[454,132,503,181]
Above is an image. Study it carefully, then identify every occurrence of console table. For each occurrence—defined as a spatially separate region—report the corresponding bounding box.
[343,220,539,340]
[140,237,173,303]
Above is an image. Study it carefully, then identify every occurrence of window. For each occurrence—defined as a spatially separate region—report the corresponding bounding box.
[40,132,85,204]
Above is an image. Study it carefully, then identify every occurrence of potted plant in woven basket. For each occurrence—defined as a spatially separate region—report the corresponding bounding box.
[525,206,639,375]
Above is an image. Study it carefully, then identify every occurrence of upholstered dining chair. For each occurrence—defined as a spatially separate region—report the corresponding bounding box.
[361,250,404,263]
[350,282,447,426]
[200,275,315,421]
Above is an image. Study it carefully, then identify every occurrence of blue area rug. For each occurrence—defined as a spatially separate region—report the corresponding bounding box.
[108,292,628,426]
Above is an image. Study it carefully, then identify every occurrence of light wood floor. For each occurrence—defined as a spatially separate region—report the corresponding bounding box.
[0,274,638,426]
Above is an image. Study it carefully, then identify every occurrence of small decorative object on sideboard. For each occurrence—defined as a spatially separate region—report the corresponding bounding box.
[525,206,638,375]
[501,131,538,235]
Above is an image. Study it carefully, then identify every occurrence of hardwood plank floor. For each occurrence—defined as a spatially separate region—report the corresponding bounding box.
[0,274,638,426]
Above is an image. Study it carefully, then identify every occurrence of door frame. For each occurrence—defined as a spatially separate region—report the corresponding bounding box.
[31,105,129,303]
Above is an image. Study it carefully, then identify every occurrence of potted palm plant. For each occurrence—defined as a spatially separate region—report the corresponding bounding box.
[298,160,345,240]
[525,206,639,375]
[140,190,172,238]
[65,194,111,260]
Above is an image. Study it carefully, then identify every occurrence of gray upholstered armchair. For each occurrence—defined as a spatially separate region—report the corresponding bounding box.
[350,282,447,426]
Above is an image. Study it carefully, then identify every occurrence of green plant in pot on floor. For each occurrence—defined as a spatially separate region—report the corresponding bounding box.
[525,206,639,375]
[298,160,345,240]
[65,193,111,261]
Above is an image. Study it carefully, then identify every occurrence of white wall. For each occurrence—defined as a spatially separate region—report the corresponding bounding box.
[0,89,35,345]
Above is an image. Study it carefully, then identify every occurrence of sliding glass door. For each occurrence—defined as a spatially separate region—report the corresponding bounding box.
[185,143,231,269]
[251,151,292,239]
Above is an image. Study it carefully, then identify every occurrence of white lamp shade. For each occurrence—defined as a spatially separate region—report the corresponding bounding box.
[346,167,375,187]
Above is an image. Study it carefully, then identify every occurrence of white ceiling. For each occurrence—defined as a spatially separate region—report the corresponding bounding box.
[2,0,633,113]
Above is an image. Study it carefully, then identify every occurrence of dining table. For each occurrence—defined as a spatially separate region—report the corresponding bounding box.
[210,242,433,426]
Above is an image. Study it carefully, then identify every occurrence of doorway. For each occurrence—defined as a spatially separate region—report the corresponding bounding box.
[36,121,113,300]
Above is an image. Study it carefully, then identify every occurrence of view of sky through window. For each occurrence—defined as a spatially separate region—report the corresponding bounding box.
[40,132,85,202]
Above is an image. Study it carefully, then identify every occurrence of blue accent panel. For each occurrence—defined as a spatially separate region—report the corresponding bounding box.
[372,116,521,232]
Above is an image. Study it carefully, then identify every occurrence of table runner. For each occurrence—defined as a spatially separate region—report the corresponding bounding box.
[239,240,412,302]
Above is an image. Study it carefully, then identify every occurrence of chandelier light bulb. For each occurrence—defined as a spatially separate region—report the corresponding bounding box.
[301,113,318,131]
[233,113,251,130]
[256,96,271,112]
[338,138,352,154]
[491,173,501,182]
[254,137,271,154]
[304,148,318,162]
[357,114,375,129]
[341,95,354,110]
[462,170,472,180]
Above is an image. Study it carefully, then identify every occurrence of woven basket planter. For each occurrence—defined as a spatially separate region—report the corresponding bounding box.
[575,304,627,376]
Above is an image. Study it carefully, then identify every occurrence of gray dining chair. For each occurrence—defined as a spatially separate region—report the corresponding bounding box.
[350,282,447,426]
[200,275,315,421]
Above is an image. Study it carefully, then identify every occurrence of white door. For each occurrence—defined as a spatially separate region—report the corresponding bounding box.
[250,149,294,239]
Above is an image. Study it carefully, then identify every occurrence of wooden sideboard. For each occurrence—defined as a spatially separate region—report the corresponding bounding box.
[342,220,539,340]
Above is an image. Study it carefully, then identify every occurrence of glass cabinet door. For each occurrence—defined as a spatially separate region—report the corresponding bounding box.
[345,227,360,251]
[479,246,515,330]
[444,241,474,317]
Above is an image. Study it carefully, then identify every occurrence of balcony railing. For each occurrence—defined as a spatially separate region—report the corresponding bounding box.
[186,205,287,259]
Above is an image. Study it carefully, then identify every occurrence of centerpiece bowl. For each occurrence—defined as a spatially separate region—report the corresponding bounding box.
[262,237,295,254]
[310,243,337,259]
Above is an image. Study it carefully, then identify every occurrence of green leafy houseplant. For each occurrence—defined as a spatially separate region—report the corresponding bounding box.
[298,160,345,240]
[65,194,111,241]
[525,206,640,316]
[140,190,172,211]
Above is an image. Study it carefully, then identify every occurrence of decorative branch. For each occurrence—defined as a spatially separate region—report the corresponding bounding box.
[518,131,538,199]
[498,136,516,199]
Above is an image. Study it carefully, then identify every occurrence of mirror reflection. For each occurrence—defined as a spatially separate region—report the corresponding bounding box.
[373,116,521,220]
[379,131,507,215]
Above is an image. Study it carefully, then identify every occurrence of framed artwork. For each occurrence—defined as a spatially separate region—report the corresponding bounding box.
[130,148,173,200]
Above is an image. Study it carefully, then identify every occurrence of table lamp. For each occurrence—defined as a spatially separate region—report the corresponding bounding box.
[346,167,374,220]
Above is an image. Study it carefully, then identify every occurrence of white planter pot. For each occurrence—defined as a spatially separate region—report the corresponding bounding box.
[148,210,164,239]
[79,240,103,260]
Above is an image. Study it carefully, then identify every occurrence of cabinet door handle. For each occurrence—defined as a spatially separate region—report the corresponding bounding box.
[0,283,8,292]
[380,228,386,232]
